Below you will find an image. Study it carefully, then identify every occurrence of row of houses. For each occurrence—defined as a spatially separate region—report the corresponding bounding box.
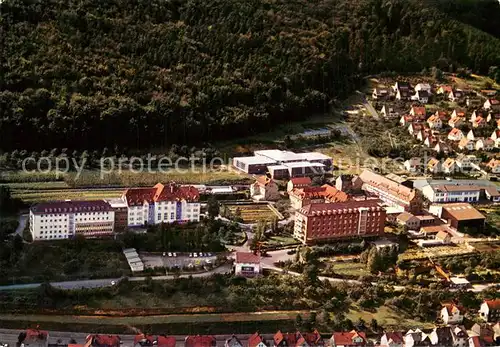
[18,315,500,347]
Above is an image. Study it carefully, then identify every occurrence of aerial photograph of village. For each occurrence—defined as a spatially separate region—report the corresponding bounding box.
[0,0,500,346]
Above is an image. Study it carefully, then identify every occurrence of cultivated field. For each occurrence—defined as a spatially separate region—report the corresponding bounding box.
[224,203,282,223]
[399,245,475,262]
[11,188,124,203]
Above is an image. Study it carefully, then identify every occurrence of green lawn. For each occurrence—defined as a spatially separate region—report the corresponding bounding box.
[325,261,370,277]
[264,235,298,247]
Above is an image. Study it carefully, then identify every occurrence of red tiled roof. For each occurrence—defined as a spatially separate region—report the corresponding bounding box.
[383,332,404,344]
[123,187,156,206]
[359,170,416,203]
[449,128,463,136]
[442,303,463,315]
[485,299,500,310]
[24,329,48,343]
[156,336,176,347]
[248,332,265,347]
[302,329,323,345]
[291,185,349,203]
[488,99,499,105]
[153,183,199,202]
[331,331,366,346]
[86,334,121,347]
[439,85,453,93]
[290,177,312,186]
[411,106,426,116]
[185,335,216,347]
[235,252,260,264]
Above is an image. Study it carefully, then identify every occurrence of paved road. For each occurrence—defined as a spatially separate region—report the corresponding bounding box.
[0,264,232,291]
[0,329,277,347]
[15,214,28,236]
[356,90,379,119]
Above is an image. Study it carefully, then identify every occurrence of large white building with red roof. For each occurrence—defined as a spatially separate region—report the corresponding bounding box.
[123,182,200,227]
[234,252,261,277]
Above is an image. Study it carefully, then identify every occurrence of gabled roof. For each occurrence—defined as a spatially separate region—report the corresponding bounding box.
[449,128,463,136]
[289,177,312,186]
[23,329,49,344]
[439,85,453,93]
[184,335,216,347]
[487,99,499,105]
[443,158,456,169]
[331,330,366,346]
[86,335,121,347]
[30,200,113,215]
[442,303,463,315]
[157,336,176,347]
[153,183,199,202]
[225,335,243,347]
[299,200,383,217]
[255,175,276,187]
[484,299,500,310]
[123,187,157,206]
[411,106,426,116]
[235,252,260,264]
[248,332,266,347]
[397,211,417,222]
[383,332,404,344]
[291,185,349,203]
[442,203,485,221]
[458,137,472,148]
[359,169,416,203]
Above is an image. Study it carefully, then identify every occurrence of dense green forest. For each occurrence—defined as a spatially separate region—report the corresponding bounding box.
[1,0,500,150]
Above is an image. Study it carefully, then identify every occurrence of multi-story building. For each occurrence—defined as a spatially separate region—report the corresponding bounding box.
[29,200,115,241]
[293,200,385,245]
[105,197,129,231]
[421,184,481,203]
[479,299,500,323]
[123,183,200,227]
[359,170,422,213]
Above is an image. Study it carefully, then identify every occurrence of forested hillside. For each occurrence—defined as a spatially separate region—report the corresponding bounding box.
[1,0,500,150]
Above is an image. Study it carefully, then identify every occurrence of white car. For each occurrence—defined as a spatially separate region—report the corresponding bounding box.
[111,281,116,286]
[168,252,172,257]
[193,253,198,257]
[173,253,177,257]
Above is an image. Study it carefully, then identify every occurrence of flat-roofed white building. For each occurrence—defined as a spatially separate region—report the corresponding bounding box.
[29,200,115,241]
[285,161,325,177]
[232,156,277,174]
[254,149,305,163]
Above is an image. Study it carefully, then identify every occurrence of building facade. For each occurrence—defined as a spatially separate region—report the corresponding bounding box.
[29,200,115,241]
[123,183,200,227]
[293,200,385,245]
[234,252,261,277]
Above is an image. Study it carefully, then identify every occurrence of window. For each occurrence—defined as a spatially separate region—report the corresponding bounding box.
[171,212,174,219]
[157,213,161,220]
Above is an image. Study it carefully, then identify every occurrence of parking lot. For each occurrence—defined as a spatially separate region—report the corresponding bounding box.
[140,252,218,269]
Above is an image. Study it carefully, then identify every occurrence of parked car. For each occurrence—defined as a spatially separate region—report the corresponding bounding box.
[168,252,172,257]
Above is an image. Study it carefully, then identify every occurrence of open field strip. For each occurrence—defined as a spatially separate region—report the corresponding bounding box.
[226,204,281,223]
[11,189,124,203]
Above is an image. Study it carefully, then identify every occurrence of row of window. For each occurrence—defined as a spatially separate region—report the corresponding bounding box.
[39,212,110,218]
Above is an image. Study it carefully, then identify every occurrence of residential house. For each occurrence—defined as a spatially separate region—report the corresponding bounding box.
[458,138,475,152]
[484,99,500,111]
[467,130,476,141]
[19,329,49,347]
[412,90,430,104]
[234,252,261,277]
[486,112,500,123]
[134,335,176,347]
[250,176,280,201]
[466,96,482,107]
[441,303,464,324]
[434,141,451,154]
[415,83,432,93]
[394,81,411,100]
[436,230,452,243]
[287,177,312,192]
[84,335,121,347]
[480,299,500,323]
[184,336,217,347]
[410,106,426,118]
[379,332,404,347]
[372,88,390,100]
[449,89,464,102]
[408,123,424,136]
[442,158,457,174]
[298,330,324,347]
[422,184,482,203]
[359,169,423,213]
[400,115,414,127]
[434,110,449,121]
[273,331,300,347]
[404,329,431,347]
[448,128,464,141]
[380,105,399,118]
[451,109,466,119]
[455,154,480,170]
[449,116,465,128]
[485,186,500,202]
[248,333,268,347]
[225,335,243,347]
[397,212,421,230]
[156,336,177,347]
[490,130,500,147]
[473,116,487,128]
[427,157,442,174]
[486,159,500,174]
[468,336,484,347]
[475,138,495,151]
[335,174,364,193]
[470,323,497,346]
[451,326,469,347]
[437,85,453,95]
[429,327,453,346]
[404,157,423,173]
[479,90,498,98]
[424,136,438,148]
[427,114,443,129]
[470,110,485,123]
[330,331,366,347]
